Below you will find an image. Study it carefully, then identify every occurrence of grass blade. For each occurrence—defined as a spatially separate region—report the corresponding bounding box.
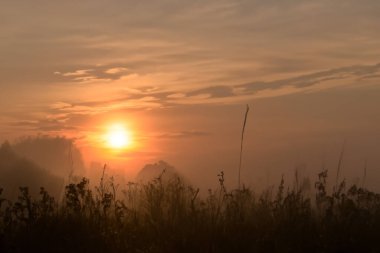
[238,104,250,189]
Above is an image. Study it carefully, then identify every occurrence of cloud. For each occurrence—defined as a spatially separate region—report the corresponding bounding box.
[156,130,210,139]
[188,86,235,98]
[35,124,77,132]
[237,63,380,95]
[9,118,76,133]
[10,120,40,127]
[359,74,380,80]
[50,102,72,109]
[42,63,380,125]
[62,69,92,77]
[2,1,380,92]
[105,67,129,74]
[54,64,133,83]
[167,93,186,99]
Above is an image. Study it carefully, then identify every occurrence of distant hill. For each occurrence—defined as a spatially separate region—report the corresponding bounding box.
[12,136,85,179]
[0,141,64,200]
[136,160,184,183]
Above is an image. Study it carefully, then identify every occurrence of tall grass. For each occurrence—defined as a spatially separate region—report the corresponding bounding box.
[238,104,250,189]
[1,169,380,253]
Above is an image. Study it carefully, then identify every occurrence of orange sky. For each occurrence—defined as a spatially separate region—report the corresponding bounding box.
[1,1,380,190]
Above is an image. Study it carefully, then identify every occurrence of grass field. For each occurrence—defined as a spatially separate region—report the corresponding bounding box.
[1,169,380,253]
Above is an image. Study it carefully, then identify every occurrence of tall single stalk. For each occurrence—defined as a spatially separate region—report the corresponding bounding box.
[335,140,346,191]
[238,104,250,189]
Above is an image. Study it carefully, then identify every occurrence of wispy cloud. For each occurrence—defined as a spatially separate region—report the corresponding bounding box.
[45,62,380,120]
[188,86,235,98]
[9,119,76,132]
[54,64,134,83]
[155,130,210,139]
[237,63,380,94]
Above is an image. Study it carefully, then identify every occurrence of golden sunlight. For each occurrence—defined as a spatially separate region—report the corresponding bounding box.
[105,124,132,149]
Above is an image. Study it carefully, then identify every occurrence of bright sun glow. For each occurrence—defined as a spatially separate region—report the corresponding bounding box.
[105,124,131,149]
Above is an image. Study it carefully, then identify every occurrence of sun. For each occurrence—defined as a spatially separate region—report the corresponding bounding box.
[105,124,132,149]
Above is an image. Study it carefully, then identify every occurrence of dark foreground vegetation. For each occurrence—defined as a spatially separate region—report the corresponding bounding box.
[1,170,380,253]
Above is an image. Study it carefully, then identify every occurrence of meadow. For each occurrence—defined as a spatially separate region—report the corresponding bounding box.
[1,168,380,253]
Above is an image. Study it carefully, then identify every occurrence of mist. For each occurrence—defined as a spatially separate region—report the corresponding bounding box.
[0,141,63,200]
[12,136,85,179]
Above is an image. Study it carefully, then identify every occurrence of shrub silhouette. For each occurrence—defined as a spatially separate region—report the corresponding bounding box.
[0,169,380,252]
